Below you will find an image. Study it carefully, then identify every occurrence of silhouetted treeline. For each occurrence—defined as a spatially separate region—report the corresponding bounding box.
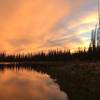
[0,47,100,62]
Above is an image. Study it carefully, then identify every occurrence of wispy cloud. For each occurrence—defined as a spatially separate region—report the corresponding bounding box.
[0,0,98,53]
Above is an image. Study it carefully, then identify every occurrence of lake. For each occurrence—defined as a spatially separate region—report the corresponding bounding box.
[0,64,68,100]
[0,63,100,100]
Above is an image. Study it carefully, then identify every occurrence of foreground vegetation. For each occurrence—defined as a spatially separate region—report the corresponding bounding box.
[0,46,99,100]
[0,63,100,100]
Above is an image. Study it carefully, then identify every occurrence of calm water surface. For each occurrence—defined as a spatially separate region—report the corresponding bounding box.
[0,66,68,100]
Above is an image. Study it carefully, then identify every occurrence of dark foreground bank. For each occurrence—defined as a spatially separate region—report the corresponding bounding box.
[0,62,100,100]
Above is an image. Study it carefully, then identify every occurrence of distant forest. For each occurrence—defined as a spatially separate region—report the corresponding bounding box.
[0,47,100,62]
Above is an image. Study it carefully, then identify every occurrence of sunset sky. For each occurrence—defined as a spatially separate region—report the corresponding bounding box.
[0,0,99,53]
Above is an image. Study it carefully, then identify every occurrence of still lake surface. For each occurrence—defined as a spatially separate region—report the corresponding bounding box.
[0,64,68,100]
[0,63,99,100]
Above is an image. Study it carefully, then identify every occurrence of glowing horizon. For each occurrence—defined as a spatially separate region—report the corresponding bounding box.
[0,0,98,54]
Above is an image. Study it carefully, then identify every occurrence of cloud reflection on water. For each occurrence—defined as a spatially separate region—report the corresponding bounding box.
[0,68,68,100]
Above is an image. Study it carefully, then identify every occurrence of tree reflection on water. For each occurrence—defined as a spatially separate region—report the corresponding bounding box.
[0,63,68,100]
[0,63,100,100]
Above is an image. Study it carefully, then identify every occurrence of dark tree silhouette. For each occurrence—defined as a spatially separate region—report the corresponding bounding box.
[0,47,100,62]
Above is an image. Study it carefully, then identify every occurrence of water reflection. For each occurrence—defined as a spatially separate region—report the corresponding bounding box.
[0,63,99,100]
[0,65,68,100]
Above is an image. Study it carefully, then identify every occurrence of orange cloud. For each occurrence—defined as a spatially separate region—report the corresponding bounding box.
[0,0,98,53]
